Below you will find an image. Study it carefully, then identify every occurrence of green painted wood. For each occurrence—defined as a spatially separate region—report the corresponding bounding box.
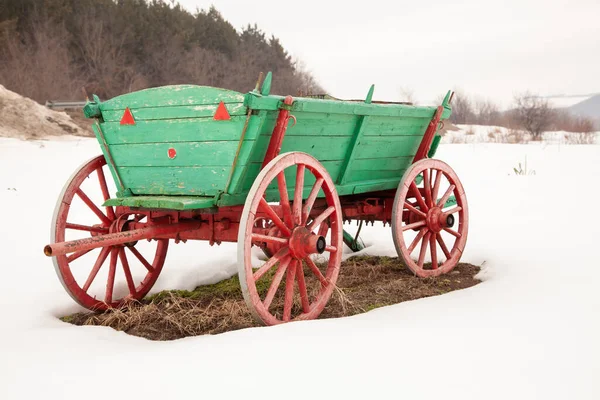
[249,134,352,163]
[100,85,244,110]
[88,81,452,204]
[103,195,217,210]
[109,141,240,167]
[100,117,247,144]
[337,85,376,185]
[119,166,229,196]
[261,72,272,95]
[428,134,442,158]
[101,103,246,122]
[226,110,269,194]
[245,92,452,119]
[352,135,422,160]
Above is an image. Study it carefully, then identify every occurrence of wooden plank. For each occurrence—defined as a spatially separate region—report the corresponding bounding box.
[226,110,269,194]
[363,116,430,136]
[245,92,452,119]
[103,195,217,210]
[249,134,352,163]
[353,135,422,159]
[101,103,247,122]
[100,117,246,144]
[109,141,240,167]
[100,85,244,110]
[118,166,229,196]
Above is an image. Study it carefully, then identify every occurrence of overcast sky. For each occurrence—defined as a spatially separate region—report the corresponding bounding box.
[178,0,600,108]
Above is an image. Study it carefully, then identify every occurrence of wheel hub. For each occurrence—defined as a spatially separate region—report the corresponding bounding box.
[425,207,453,233]
[288,227,326,259]
[107,216,137,247]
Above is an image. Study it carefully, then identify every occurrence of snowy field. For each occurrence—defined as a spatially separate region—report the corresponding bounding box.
[1,136,599,399]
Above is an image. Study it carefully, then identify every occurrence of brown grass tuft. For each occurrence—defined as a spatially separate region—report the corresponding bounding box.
[63,257,481,340]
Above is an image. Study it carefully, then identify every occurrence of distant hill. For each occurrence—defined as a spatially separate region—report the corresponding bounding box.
[568,94,600,125]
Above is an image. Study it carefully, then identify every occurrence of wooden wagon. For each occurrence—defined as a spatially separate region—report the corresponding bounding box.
[44,73,468,325]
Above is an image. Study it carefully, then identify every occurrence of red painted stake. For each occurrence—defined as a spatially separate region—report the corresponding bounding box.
[262,96,294,169]
[413,105,444,163]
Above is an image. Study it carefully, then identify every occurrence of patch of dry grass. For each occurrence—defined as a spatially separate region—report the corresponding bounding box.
[62,257,481,340]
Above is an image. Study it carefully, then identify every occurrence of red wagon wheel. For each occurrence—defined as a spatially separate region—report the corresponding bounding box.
[392,159,468,277]
[51,156,168,311]
[238,152,343,326]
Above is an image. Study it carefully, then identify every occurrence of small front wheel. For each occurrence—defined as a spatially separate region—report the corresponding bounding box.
[238,152,343,325]
[391,159,468,277]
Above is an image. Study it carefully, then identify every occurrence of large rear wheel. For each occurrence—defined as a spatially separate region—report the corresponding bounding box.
[238,152,343,325]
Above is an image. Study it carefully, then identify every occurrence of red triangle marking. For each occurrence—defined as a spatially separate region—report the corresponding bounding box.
[213,101,231,121]
[120,107,135,125]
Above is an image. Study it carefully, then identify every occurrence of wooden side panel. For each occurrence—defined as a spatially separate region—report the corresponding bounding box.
[119,166,229,196]
[96,85,250,196]
[99,85,244,110]
[237,110,429,193]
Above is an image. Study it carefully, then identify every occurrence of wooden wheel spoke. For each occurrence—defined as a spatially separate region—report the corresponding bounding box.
[251,233,288,245]
[96,167,115,220]
[65,222,108,234]
[410,182,429,212]
[127,246,154,272]
[66,248,93,263]
[443,227,461,238]
[304,257,328,287]
[443,206,462,215]
[293,164,305,225]
[295,260,311,313]
[307,206,335,232]
[75,188,111,225]
[118,248,136,296]
[259,198,291,236]
[431,169,442,204]
[283,261,298,322]
[437,184,456,208]
[263,257,291,310]
[105,248,118,303]
[317,221,329,237]
[430,233,438,269]
[417,232,431,268]
[302,177,324,225]
[253,250,290,281]
[404,202,426,219]
[407,227,428,254]
[437,234,452,259]
[423,169,433,207]
[276,172,293,228]
[82,247,111,292]
[402,219,426,231]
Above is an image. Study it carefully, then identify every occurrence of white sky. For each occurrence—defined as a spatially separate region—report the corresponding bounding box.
[178,0,600,108]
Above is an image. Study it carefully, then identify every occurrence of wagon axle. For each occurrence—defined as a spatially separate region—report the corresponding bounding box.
[44,220,201,257]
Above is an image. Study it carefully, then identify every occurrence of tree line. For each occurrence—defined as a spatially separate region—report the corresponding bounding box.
[0,0,322,103]
[439,90,597,139]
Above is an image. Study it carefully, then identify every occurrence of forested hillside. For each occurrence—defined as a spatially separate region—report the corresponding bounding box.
[0,0,322,103]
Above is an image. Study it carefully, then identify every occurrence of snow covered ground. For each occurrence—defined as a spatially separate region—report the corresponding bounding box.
[1,136,599,400]
[443,124,600,145]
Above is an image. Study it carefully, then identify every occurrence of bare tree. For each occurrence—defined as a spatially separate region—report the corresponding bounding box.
[474,98,500,125]
[513,92,554,139]
[448,90,475,124]
[398,86,416,104]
